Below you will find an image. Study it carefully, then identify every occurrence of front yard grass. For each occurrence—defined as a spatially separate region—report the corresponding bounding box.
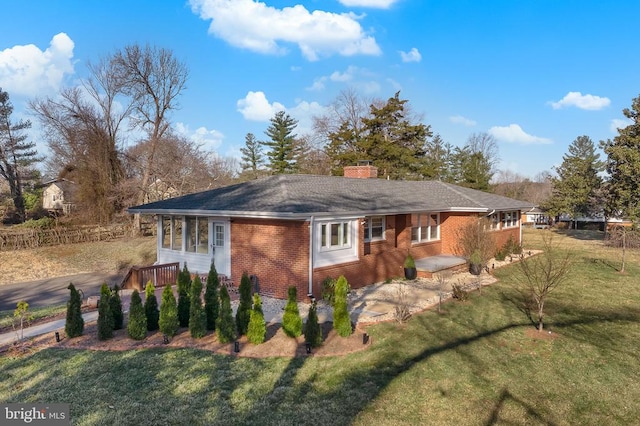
[1,229,639,425]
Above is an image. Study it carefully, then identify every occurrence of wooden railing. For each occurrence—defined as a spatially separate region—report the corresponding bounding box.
[121,262,180,291]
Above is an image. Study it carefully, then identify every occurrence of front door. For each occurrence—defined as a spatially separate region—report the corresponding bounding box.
[209,220,229,275]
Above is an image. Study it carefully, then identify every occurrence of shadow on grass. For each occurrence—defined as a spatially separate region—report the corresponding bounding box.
[555,229,604,241]
[3,293,640,425]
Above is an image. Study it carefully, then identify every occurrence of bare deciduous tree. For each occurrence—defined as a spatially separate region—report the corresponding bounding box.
[111,44,188,233]
[457,217,496,266]
[514,231,572,331]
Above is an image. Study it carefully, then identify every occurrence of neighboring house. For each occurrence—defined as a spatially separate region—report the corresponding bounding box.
[42,179,77,215]
[521,207,551,228]
[129,165,533,300]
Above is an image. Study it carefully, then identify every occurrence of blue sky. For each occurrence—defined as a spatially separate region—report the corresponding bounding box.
[1,0,638,179]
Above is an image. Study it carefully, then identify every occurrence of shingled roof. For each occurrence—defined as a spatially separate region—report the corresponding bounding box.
[128,174,534,219]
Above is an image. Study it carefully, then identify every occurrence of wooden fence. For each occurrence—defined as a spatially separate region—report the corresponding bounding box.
[120,262,180,292]
[0,224,129,251]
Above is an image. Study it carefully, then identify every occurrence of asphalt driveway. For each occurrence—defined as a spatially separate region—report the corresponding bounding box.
[0,272,122,311]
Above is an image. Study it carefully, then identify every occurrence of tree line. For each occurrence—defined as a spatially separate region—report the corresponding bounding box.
[1,42,639,231]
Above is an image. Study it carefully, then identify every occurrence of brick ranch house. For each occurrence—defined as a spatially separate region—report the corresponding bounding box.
[128,165,533,300]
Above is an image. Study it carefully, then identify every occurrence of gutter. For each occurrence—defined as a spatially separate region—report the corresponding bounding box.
[308,216,314,298]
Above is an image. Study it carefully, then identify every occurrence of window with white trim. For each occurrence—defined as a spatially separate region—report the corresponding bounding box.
[411,213,440,243]
[161,216,171,249]
[489,213,500,230]
[185,216,209,254]
[364,216,385,242]
[171,216,183,250]
[502,211,518,228]
[320,221,351,250]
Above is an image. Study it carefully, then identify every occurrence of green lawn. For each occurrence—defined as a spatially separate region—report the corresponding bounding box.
[1,229,639,425]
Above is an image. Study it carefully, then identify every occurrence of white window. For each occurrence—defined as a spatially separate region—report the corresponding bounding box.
[489,213,500,230]
[364,216,385,242]
[320,221,351,250]
[161,216,171,249]
[502,211,518,228]
[411,213,440,243]
[185,217,209,254]
[171,217,183,251]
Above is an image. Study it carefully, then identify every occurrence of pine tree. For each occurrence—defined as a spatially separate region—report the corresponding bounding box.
[177,264,192,327]
[189,275,207,338]
[247,294,266,345]
[204,262,220,331]
[144,281,160,331]
[282,286,302,338]
[235,272,252,336]
[333,276,352,337]
[240,132,265,179]
[262,110,299,174]
[110,285,124,330]
[0,89,40,223]
[159,282,179,338]
[65,283,84,338]
[546,135,604,224]
[127,289,147,340]
[304,301,323,347]
[97,283,114,340]
[216,285,236,343]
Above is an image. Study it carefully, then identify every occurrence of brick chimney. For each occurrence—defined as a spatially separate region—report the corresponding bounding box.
[343,161,378,179]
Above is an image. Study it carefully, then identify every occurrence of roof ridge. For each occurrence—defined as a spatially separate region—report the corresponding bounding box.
[436,181,483,208]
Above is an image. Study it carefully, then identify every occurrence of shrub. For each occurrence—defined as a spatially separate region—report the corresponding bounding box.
[393,283,412,324]
[127,290,147,340]
[236,272,252,336]
[458,217,496,265]
[321,276,338,306]
[189,275,207,338]
[65,283,84,338]
[452,283,469,301]
[404,253,416,268]
[159,282,179,338]
[144,281,159,331]
[97,283,114,341]
[332,275,352,337]
[247,294,266,345]
[494,247,508,261]
[216,286,236,344]
[204,262,220,331]
[282,286,303,338]
[304,301,322,348]
[110,285,124,330]
[177,264,192,327]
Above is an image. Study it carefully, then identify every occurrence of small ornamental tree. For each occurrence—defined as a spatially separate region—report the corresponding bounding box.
[110,285,124,330]
[127,290,147,340]
[177,264,192,327]
[235,272,252,335]
[65,283,84,338]
[13,301,33,343]
[159,282,179,338]
[247,294,266,345]
[333,275,352,337]
[144,281,160,331]
[216,285,236,343]
[189,275,207,338]
[97,283,114,340]
[304,301,322,348]
[204,262,220,331]
[282,286,302,338]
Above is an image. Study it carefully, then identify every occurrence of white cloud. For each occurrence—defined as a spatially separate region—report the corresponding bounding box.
[189,0,381,61]
[289,100,327,135]
[610,118,633,133]
[0,33,75,97]
[306,65,380,94]
[237,91,285,121]
[550,91,611,110]
[175,122,224,152]
[399,47,421,63]
[339,0,399,8]
[449,115,477,127]
[489,124,552,145]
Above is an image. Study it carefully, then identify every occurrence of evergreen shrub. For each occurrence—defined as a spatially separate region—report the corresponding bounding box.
[216,285,236,343]
[97,283,114,340]
[189,275,207,338]
[333,275,352,337]
[127,290,147,340]
[235,272,252,335]
[159,282,179,338]
[144,281,160,331]
[282,286,302,338]
[204,262,220,331]
[247,294,266,344]
[65,283,84,338]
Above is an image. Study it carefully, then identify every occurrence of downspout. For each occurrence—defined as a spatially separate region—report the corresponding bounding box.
[308,216,314,297]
